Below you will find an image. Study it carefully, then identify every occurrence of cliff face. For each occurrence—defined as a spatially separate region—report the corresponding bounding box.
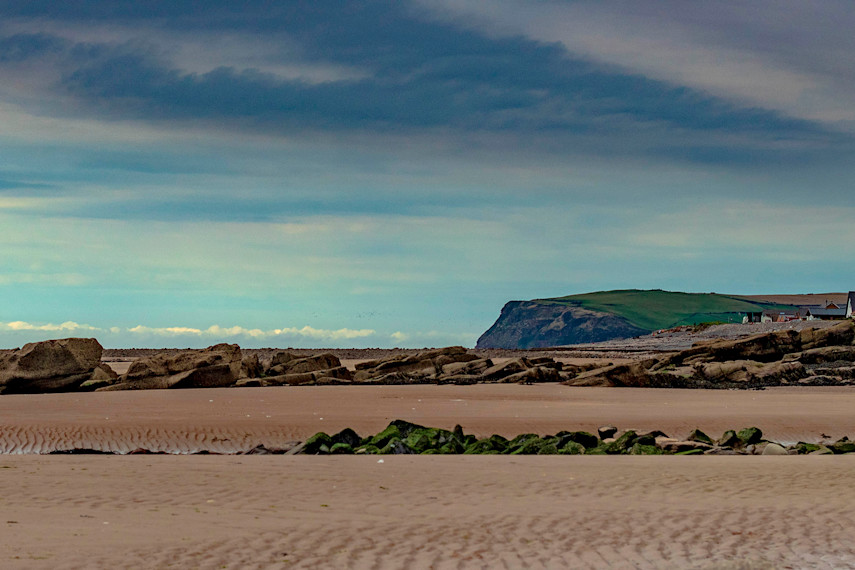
[476,301,649,349]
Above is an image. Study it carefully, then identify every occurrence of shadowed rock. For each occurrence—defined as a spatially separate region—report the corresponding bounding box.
[563,321,855,389]
[0,338,104,394]
[103,343,242,390]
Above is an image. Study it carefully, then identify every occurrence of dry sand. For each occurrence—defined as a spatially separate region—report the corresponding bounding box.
[2,455,855,569]
[4,385,855,568]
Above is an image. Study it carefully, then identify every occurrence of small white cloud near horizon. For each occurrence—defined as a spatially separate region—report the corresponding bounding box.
[0,320,479,348]
[0,320,102,333]
[390,331,409,343]
[126,324,376,341]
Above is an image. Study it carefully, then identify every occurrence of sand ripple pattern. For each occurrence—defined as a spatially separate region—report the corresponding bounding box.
[0,424,299,454]
[2,456,855,569]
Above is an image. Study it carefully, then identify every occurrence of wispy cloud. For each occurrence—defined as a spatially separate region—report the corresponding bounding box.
[420,0,855,129]
[0,2,844,168]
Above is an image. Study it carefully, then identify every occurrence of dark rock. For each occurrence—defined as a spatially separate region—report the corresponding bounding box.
[787,346,855,365]
[480,358,532,382]
[794,442,821,454]
[598,426,618,440]
[737,427,763,446]
[79,363,119,391]
[687,429,714,445]
[630,443,664,455]
[507,434,545,455]
[564,360,658,387]
[557,431,599,450]
[603,430,638,454]
[0,338,103,394]
[302,432,333,454]
[331,428,361,448]
[267,353,342,376]
[537,442,561,455]
[118,344,242,390]
[240,353,262,378]
[829,438,855,454]
[559,441,586,455]
[718,430,740,448]
[379,438,417,455]
[49,448,112,454]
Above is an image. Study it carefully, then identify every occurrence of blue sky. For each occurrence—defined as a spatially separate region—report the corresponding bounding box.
[1,1,853,348]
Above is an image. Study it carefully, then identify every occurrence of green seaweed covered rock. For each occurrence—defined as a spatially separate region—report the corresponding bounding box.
[303,432,333,454]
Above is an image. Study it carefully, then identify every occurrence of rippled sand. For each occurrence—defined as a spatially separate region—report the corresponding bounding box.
[3,385,855,569]
[2,385,855,453]
[2,455,855,569]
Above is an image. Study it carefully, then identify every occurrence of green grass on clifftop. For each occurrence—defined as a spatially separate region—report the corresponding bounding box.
[534,289,794,331]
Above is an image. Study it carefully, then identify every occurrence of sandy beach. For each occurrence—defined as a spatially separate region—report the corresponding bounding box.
[2,385,855,568]
[2,454,855,569]
[2,385,855,454]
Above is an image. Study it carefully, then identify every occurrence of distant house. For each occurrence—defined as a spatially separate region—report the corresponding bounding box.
[762,309,802,323]
[742,311,763,323]
[806,306,847,320]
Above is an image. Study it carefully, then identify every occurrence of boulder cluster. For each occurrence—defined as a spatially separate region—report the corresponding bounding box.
[0,340,576,393]
[348,348,574,385]
[1,320,853,393]
[293,420,854,456]
[565,320,855,389]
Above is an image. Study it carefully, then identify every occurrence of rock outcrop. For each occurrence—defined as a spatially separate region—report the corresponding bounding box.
[476,301,648,349]
[0,338,106,394]
[235,351,352,387]
[102,343,242,390]
[293,421,855,456]
[563,320,855,389]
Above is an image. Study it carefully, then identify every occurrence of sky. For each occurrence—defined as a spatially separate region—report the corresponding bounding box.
[1,1,853,348]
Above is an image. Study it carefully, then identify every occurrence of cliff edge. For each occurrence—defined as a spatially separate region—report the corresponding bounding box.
[475,301,648,349]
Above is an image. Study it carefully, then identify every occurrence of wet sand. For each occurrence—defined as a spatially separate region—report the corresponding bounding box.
[2,385,855,453]
[3,385,855,568]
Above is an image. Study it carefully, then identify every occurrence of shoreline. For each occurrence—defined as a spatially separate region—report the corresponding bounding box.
[3,384,855,454]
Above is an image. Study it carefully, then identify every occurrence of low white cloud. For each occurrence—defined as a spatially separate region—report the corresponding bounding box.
[390,331,409,343]
[269,326,376,341]
[0,320,102,332]
[125,324,376,341]
[128,325,203,335]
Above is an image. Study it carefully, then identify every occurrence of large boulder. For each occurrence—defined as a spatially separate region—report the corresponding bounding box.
[267,353,343,376]
[106,343,242,390]
[564,359,658,387]
[0,338,104,393]
[354,347,478,383]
